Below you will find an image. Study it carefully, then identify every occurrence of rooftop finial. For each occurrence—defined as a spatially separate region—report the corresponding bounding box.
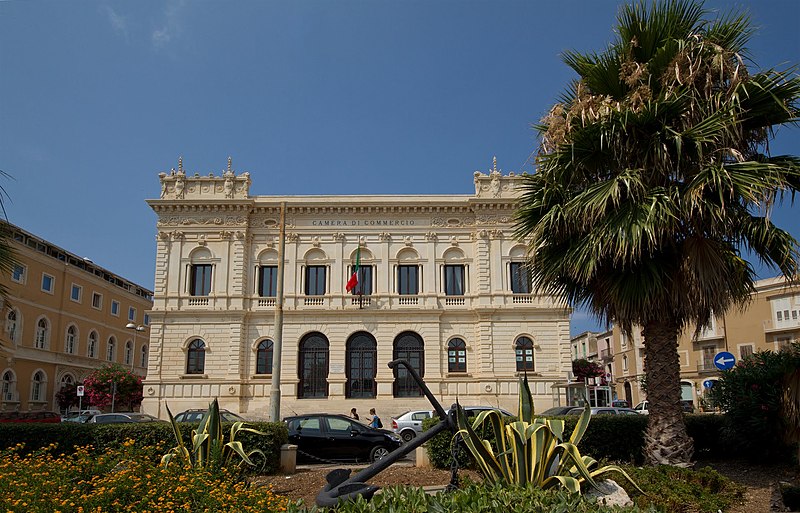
[491,156,498,173]
[178,156,184,173]
[227,156,232,174]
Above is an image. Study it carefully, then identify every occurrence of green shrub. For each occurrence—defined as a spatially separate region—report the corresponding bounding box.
[424,412,729,469]
[0,420,288,473]
[289,481,657,513]
[709,343,800,461]
[620,464,746,513]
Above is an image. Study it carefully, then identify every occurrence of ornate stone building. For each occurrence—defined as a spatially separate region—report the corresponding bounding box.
[141,158,572,420]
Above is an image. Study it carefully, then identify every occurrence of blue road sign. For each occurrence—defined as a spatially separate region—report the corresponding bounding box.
[713,351,736,371]
[702,379,715,389]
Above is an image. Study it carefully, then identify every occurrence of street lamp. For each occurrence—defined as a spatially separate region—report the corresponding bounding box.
[125,322,145,370]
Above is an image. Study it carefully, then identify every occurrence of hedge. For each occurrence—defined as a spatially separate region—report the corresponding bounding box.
[423,413,728,469]
[0,420,288,474]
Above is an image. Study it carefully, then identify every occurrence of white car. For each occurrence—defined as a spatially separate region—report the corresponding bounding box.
[633,401,649,415]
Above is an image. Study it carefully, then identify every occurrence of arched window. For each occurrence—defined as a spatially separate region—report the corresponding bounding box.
[140,345,148,368]
[65,326,77,354]
[189,248,214,296]
[447,338,467,373]
[125,341,133,365]
[256,340,274,374]
[5,309,18,343]
[31,371,46,402]
[35,318,49,349]
[60,374,74,388]
[298,333,328,398]
[393,331,424,397]
[1,370,16,402]
[515,336,535,372]
[88,331,98,358]
[186,339,206,374]
[346,332,377,398]
[107,337,116,361]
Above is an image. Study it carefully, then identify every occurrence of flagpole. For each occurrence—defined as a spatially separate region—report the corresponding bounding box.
[269,202,286,423]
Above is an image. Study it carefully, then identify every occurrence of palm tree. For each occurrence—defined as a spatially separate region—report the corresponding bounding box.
[515,0,800,466]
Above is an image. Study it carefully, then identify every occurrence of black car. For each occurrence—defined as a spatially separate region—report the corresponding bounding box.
[284,413,403,463]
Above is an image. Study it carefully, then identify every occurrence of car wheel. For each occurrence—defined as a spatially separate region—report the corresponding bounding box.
[401,430,416,443]
[370,445,390,462]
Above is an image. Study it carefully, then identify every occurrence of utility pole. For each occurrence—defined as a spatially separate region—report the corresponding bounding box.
[269,202,286,422]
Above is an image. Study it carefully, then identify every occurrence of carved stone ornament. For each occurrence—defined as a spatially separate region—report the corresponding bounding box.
[490,229,504,240]
[473,156,522,199]
[333,232,346,242]
[378,232,391,241]
[158,157,251,200]
[450,236,459,246]
[286,233,299,242]
[404,236,413,247]
[197,235,207,246]
[172,231,185,240]
[157,215,248,227]
[312,236,321,248]
[424,232,437,241]
[147,386,155,395]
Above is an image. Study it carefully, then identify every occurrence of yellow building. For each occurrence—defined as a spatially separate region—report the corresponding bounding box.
[608,276,800,409]
[0,222,154,412]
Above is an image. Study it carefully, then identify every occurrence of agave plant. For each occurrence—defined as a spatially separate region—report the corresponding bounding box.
[162,398,266,471]
[455,374,642,494]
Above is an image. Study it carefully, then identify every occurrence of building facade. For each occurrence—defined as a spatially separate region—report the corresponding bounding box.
[141,158,572,421]
[0,223,153,412]
[609,276,800,410]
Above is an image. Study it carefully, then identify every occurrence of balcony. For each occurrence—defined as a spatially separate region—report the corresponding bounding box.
[444,296,465,306]
[600,348,614,362]
[763,318,800,334]
[187,297,209,307]
[697,361,719,373]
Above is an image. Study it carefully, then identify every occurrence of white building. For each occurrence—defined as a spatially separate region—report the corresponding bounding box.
[141,158,572,420]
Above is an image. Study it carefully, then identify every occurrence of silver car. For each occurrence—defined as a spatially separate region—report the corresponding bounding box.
[391,406,513,442]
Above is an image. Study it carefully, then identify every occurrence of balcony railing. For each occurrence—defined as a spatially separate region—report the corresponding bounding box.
[444,296,465,306]
[697,361,718,373]
[398,296,419,306]
[187,297,209,306]
[600,348,613,362]
[763,318,800,333]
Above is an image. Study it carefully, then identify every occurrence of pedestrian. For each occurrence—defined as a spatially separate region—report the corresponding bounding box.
[350,407,359,420]
[368,407,382,428]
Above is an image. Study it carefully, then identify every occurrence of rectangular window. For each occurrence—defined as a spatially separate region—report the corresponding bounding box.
[128,307,136,322]
[92,292,102,309]
[444,265,465,295]
[398,265,419,295]
[111,300,120,316]
[143,313,150,326]
[11,264,25,284]
[41,273,54,293]
[305,266,326,295]
[351,265,373,296]
[70,284,82,302]
[190,264,213,296]
[740,345,754,359]
[258,265,278,297]
[777,311,783,322]
[509,262,531,294]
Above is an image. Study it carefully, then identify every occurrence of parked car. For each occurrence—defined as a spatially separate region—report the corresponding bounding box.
[285,413,403,463]
[62,409,102,423]
[538,406,575,416]
[612,400,630,408]
[633,400,694,415]
[0,411,61,423]
[172,409,245,423]
[391,406,513,442]
[566,406,639,415]
[87,412,164,424]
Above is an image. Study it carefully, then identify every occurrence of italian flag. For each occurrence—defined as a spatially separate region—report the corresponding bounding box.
[346,245,361,292]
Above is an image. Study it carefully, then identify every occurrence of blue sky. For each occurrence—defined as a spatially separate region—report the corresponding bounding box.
[1,0,798,337]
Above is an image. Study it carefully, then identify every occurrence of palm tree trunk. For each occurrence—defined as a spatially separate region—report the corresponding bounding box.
[642,319,694,467]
